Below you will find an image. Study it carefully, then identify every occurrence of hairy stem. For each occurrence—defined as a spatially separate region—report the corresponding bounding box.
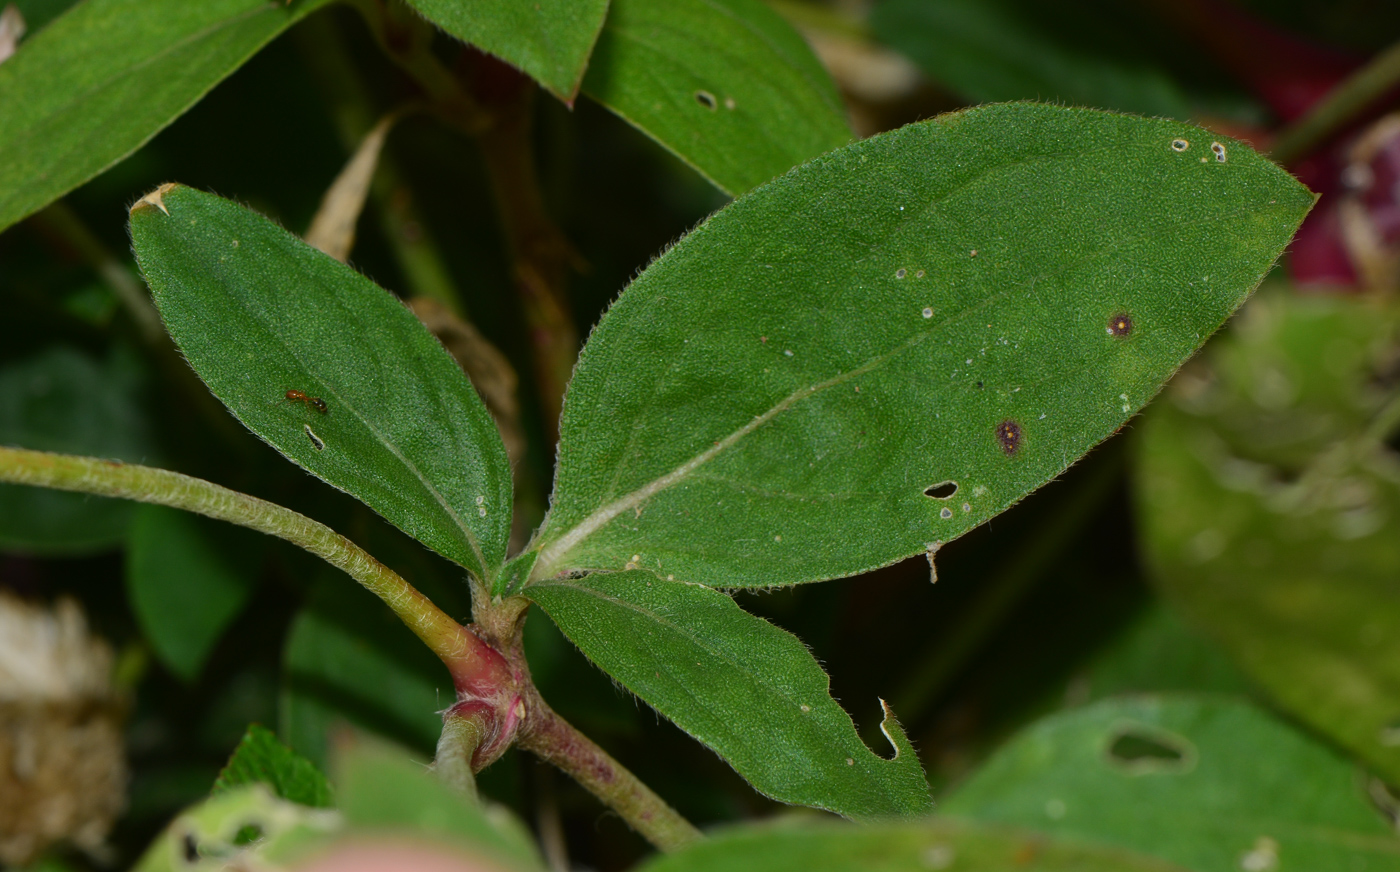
[432,709,488,800]
[0,446,503,692]
[517,685,701,852]
[1272,37,1400,165]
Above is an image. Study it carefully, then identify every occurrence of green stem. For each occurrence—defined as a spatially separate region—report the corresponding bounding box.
[1271,37,1400,166]
[432,710,488,800]
[890,447,1126,726]
[0,446,498,691]
[517,685,701,852]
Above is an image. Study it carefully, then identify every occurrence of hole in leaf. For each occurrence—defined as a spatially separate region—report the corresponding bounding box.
[1104,722,1197,775]
[182,833,200,863]
[232,824,264,846]
[695,90,717,110]
[1110,733,1181,763]
[924,481,958,499]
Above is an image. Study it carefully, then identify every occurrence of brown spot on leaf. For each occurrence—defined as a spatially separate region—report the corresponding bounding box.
[1107,312,1133,337]
[996,420,1023,455]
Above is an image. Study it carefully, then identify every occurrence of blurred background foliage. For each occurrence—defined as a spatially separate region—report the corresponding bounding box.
[1,0,1399,869]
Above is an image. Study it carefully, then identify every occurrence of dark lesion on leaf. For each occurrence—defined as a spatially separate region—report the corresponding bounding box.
[996,420,1023,456]
[1107,312,1134,337]
[924,481,958,499]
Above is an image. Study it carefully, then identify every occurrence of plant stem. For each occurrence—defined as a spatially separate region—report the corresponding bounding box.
[890,446,1126,726]
[464,54,581,443]
[1272,37,1400,165]
[432,708,488,800]
[517,685,701,852]
[348,0,582,440]
[0,446,503,693]
[293,12,466,315]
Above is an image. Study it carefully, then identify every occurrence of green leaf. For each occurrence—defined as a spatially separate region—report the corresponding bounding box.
[942,695,1400,871]
[334,741,545,871]
[213,724,333,809]
[0,345,154,554]
[134,785,341,872]
[0,0,332,234]
[130,185,512,581]
[1135,288,1400,785]
[528,570,929,819]
[280,573,452,768]
[869,0,1194,119]
[126,504,264,682]
[1080,602,1253,702]
[524,104,1314,590]
[638,817,1191,872]
[581,0,852,195]
[405,0,607,103]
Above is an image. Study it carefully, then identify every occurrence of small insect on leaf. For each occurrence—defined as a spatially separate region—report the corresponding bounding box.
[284,389,327,414]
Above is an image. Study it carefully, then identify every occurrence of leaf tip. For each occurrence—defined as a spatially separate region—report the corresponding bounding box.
[131,183,180,217]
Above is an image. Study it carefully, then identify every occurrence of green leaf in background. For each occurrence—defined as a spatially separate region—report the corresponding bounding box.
[127,504,264,682]
[130,185,512,581]
[639,817,1190,872]
[1135,288,1400,785]
[869,0,1192,118]
[213,724,333,809]
[11,0,81,35]
[581,0,852,195]
[1078,603,1253,703]
[133,784,340,872]
[528,570,930,819]
[943,695,1400,871]
[406,0,607,103]
[0,0,332,234]
[523,104,1313,591]
[0,345,154,554]
[334,740,544,872]
[280,573,452,768]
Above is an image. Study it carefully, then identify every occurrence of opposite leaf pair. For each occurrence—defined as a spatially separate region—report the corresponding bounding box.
[128,103,1312,819]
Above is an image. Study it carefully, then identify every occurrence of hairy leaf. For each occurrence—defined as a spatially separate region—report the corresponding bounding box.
[581,0,851,195]
[944,695,1400,871]
[130,185,512,580]
[524,104,1313,590]
[405,0,607,103]
[638,817,1190,872]
[528,570,929,818]
[213,724,332,809]
[0,0,332,233]
[1136,289,1400,784]
[0,346,154,554]
[127,504,264,681]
